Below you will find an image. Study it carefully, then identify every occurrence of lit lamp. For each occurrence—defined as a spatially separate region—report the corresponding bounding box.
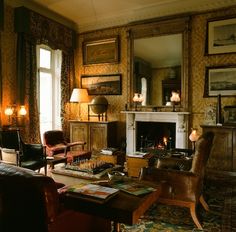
[70,88,89,120]
[133,93,143,111]
[189,128,199,152]
[4,106,14,125]
[4,105,27,127]
[170,91,180,112]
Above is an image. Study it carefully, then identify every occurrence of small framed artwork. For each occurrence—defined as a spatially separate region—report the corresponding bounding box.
[207,17,236,55]
[81,74,122,95]
[204,66,236,97]
[83,36,119,65]
[224,106,236,125]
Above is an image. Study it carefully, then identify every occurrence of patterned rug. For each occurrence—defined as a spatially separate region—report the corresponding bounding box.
[120,181,229,232]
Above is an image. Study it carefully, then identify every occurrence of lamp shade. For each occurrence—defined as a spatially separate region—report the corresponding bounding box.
[70,88,89,103]
[189,129,199,142]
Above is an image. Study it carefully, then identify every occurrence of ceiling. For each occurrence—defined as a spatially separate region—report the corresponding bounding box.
[7,0,236,68]
[9,0,236,32]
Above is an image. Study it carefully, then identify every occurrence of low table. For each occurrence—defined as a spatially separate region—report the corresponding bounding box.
[62,180,162,232]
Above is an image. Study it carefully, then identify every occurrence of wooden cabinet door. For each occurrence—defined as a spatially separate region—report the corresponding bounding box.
[70,123,88,150]
[89,124,107,152]
[202,126,233,171]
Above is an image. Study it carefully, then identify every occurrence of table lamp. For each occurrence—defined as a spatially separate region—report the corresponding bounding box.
[70,88,89,120]
[170,91,180,112]
[189,128,199,152]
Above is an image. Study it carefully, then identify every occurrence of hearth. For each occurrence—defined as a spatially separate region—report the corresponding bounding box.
[136,122,176,151]
[123,111,190,154]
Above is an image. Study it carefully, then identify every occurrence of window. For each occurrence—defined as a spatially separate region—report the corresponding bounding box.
[37,45,62,141]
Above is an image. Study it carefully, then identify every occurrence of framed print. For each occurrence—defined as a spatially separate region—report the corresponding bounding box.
[83,37,119,65]
[81,74,122,95]
[207,17,236,54]
[204,66,236,97]
[224,105,236,125]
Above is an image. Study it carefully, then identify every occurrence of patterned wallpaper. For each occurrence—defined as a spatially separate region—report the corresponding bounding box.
[1,5,17,126]
[2,4,236,142]
[191,8,236,133]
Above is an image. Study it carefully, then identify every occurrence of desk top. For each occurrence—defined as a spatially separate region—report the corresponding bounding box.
[62,181,161,225]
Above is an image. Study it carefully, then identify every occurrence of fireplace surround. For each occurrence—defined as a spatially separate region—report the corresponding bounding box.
[123,111,190,154]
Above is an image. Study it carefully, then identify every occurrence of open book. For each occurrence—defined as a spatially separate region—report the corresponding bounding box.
[64,183,120,203]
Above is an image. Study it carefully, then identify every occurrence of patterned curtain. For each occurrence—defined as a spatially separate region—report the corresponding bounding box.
[16,34,41,143]
[15,7,76,143]
[61,51,75,141]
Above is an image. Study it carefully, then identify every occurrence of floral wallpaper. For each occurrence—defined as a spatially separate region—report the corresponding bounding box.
[2,3,236,142]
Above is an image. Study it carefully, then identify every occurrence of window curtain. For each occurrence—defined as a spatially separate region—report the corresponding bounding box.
[15,7,76,143]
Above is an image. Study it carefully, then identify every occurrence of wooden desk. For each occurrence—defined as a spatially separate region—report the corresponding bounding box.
[62,181,161,232]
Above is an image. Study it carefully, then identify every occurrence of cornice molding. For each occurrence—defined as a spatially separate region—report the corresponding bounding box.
[79,0,236,32]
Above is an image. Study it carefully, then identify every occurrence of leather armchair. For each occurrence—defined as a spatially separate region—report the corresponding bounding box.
[43,130,91,164]
[0,163,111,232]
[0,129,47,175]
[139,132,214,230]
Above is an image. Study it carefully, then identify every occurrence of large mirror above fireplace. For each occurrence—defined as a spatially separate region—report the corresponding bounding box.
[127,16,190,111]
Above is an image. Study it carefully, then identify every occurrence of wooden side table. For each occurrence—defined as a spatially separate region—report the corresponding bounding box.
[97,151,125,166]
[126,154,154,177]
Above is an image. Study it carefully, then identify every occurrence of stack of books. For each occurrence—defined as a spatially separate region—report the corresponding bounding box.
[127,151,148,158]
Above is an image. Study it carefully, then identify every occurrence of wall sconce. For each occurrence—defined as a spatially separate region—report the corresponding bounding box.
[4,105,27,127]
[70,88,89,121]
[189,128,199,152]
[170,91,180,112]
[133,93,143,111]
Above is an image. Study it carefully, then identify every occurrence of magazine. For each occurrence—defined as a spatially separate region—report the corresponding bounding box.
[113,181,156,196]
[65,183,120,203]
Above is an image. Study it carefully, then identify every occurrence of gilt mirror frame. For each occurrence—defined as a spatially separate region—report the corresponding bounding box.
[127,16,190,111]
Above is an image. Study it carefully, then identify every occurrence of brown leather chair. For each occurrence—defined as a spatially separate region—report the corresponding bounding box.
[139,132,214,230]
[0,163,111,232]
[43,130,91,165]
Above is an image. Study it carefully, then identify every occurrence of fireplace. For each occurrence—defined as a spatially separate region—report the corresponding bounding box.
[136,122,176,151]
[123,111,190,154]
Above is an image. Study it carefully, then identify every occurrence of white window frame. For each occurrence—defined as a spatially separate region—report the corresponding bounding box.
[36,45,62,140]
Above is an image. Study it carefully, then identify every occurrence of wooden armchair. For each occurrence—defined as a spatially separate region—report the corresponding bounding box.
[139,132,214,230]
[43,130,91,164]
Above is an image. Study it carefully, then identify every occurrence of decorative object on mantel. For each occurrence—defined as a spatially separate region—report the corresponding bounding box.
[204,104,216,125]
[216,94,222,125]
[70,88,90,121]
[189,128,199,152]
[170,91,180,112]
[133,93,143,111]
[223,105,236,125]
[88,96,108,121]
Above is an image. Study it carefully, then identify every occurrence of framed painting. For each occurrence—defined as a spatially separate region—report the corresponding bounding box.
[204,66,236,97]
[81,74,122,95]
[83,37,119,65]
[207,17,236,54]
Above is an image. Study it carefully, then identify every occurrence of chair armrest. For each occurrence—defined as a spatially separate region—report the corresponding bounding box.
[65,141,86,151]
[157,157,192,171]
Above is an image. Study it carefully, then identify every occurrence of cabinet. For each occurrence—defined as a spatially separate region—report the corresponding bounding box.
[201,125,236,177]
[70,121,117,153]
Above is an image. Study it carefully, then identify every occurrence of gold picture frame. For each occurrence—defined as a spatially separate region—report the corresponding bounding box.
[207,17,236,55]
[83,37,119,65]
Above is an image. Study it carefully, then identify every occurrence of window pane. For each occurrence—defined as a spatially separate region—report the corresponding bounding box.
[39,72,52,135]
[40,48,51,69]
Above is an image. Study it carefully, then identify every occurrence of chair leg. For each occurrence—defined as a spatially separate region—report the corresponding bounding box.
[199,194,209,211]
[190,203,203,230]
[44,165,47,176]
